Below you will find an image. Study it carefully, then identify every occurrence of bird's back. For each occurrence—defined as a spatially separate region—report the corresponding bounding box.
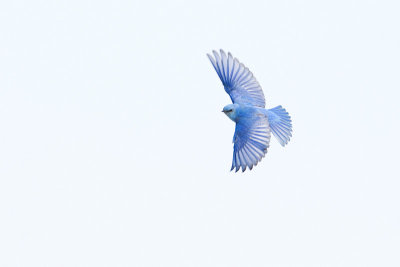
[235,105,269,122]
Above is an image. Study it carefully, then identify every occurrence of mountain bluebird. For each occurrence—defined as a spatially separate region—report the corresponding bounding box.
[207,50,293,172]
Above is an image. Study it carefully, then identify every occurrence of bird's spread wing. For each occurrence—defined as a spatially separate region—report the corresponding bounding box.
[231,114,271,172]
[207,50,266,108]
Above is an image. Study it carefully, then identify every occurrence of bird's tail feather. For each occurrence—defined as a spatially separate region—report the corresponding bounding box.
[267,105,292,146]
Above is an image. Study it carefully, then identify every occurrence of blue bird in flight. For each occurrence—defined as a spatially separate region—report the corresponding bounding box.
[207,50,293,172]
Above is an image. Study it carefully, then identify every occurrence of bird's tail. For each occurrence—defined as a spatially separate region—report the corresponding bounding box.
[266,105,292,146]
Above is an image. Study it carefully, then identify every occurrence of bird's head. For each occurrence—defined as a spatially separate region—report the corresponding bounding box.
[222,104,239,121]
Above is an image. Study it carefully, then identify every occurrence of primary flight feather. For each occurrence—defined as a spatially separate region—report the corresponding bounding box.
[207,50,293,172]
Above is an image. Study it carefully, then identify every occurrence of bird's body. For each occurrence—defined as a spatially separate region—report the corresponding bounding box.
[223,103,270,123]
[207,50,293,172]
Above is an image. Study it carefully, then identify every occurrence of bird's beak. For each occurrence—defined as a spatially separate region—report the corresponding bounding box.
[221,110,225,113]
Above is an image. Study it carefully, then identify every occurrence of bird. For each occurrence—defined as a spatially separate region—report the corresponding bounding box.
[207,49,293,172]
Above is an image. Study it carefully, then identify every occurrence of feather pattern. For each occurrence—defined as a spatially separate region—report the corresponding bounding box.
[231,113,271,172]
[207,49,266,108]
[267,105,293,146]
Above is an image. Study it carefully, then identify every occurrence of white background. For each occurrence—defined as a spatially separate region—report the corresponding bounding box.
[1,0,399,266]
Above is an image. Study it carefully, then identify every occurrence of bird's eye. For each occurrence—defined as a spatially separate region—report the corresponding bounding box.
[227,109,233,112]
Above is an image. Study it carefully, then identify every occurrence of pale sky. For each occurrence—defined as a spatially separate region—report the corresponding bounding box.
[0,0,399,266]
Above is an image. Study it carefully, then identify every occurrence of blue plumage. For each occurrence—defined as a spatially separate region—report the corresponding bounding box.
[267,106,292,146]
[207,50,293,172]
